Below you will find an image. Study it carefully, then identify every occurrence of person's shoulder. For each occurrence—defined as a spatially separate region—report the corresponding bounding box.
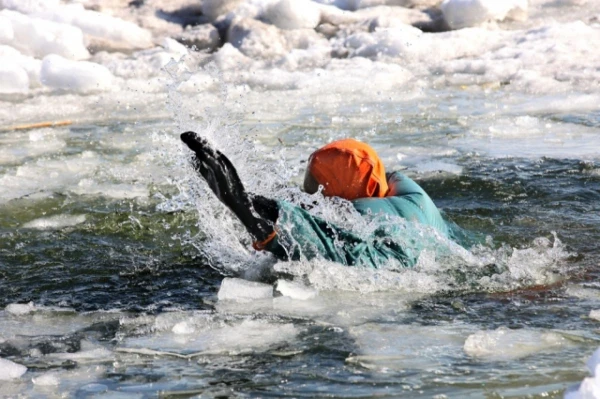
[385,171,425,198]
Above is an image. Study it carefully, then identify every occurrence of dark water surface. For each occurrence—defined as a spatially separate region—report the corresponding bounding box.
[0,113,599,398]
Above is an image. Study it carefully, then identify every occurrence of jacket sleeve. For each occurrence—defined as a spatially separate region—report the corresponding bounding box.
[260,200,415,268]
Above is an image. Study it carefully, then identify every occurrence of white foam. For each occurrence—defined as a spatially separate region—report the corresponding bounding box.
[464,327,568,360]
[40,54,114,92]
[276,279,318,300]
[217,278,273,303]
[0,358,27,380]
[22,214,86,230]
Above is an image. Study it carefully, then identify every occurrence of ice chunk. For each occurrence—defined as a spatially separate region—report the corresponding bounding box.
[0,63,29,94]
[40,55,114,92]
[202,0,244,21]
[172,321,195,335]
[22,214,86,230]
[0,45,42,87]
[6,302,35,315]
[1,0,60,14]
[32,373,59,386]
[33,3,153,50]
[123,317,297,355]
[178,24,220,52]
[0,10,89,60]
[217,278,273,302]
[565,348,600,399]
[162,37,188,60]
[227,17,289,59]
[441,0,528,30]
[464,327,567,360]
[590,310,600,321]
[276,280,318,300]
[0,15,14,43]
[264,0,321,30]
[0,358,27,380]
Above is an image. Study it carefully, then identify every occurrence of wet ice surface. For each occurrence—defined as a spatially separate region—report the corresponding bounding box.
[0,0,599,397]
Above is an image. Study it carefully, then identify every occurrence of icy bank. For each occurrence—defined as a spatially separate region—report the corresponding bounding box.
[0,10,89,60]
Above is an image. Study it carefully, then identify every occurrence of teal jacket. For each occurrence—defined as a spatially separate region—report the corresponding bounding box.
[262,172,450,268]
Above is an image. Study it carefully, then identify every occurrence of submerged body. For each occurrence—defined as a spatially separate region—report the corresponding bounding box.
[262,171,450,268]
[181,133,452,269]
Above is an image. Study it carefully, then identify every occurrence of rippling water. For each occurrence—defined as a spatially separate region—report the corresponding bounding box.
[1,27,600,398]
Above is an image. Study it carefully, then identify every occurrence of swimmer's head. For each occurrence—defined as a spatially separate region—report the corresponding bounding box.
[303,138,389,200]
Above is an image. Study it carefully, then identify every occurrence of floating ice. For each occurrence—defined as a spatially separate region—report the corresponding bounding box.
[590,310,600,322]
[348,323,468,371]
[5,302,35,315]
[0,358,27,380]
[264,0,321,30]
[172,321,195,335]
[32,373,60,386]
[565,347,600,399]
[22,214,86,230]
[217,278,273,302]
[441,0,528,30]
[464,327,568,360]
[40,54,114,92]
[122,316,298,356]
[276,279,318,300]
[0,10,89,60]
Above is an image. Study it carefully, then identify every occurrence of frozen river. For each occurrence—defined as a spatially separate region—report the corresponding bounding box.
[1,0,600,397]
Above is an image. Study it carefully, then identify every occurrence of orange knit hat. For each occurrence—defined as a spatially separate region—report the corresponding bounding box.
[306,139,389,200]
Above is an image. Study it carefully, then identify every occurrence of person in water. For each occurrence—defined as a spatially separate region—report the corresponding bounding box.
[180,132,450,268]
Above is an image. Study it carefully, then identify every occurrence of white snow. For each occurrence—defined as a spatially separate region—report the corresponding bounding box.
[0,358,27,380]
[217,278,273,302]
[40,54,114,92]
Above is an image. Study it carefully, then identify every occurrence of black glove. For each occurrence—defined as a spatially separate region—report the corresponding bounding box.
[180,131,278,243]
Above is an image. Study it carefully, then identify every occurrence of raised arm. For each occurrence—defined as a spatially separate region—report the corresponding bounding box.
[180,131,278,244]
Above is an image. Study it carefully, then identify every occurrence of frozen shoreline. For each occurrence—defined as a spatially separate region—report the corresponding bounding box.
[0,0,599,121]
